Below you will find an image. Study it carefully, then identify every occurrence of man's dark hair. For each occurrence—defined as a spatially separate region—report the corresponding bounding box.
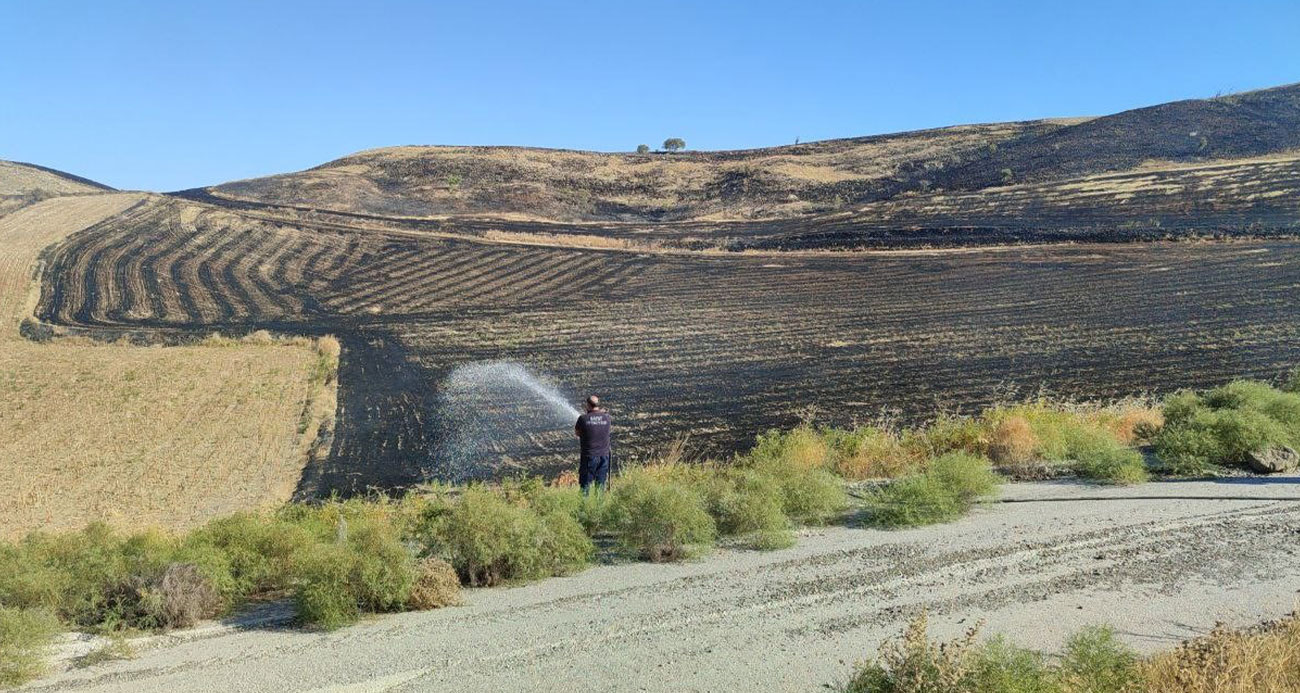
[586,395,600,409]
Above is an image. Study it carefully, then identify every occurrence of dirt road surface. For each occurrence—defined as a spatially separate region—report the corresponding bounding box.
[34,477,1300,692]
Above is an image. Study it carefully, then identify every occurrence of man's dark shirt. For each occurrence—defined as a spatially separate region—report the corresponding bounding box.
[576,409,612,457]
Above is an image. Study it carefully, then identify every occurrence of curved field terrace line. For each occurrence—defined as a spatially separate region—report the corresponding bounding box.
[32,197,1300,495]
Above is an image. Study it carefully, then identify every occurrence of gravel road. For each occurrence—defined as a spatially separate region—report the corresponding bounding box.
[32,477,1300,693]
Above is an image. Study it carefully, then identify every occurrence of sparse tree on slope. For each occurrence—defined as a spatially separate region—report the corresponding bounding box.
[663,138,685,153]
[636,144,650,154]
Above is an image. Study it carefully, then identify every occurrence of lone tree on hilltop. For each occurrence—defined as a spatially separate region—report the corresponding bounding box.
[663,138,686,153]
[636,144,650,154]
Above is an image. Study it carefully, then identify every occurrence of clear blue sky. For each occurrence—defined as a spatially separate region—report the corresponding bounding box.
[2,0,1296,191]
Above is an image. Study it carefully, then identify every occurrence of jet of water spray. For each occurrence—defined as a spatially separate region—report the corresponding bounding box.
[433,360,580,481]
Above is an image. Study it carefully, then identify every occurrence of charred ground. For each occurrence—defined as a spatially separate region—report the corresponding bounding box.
[20,82,1300,494]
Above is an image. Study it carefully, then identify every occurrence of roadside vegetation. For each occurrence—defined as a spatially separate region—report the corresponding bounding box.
[6,376,1300,686]
[1153,375,1300,475]
[840,611,1300,693]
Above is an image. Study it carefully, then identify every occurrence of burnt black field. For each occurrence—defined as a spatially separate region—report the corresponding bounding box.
[34,195,1300,494]
[26,84,1300,494]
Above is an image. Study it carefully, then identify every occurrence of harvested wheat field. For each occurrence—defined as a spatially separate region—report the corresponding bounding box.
[0,193,336,538]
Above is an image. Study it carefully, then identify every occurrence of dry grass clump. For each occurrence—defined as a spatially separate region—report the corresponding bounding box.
[842,615,1140,693]
[750,426,834,471]
[844,612,1300,693]
[1105,405,1165,445]
[407,558,462,610]
[1141,614,1300,692]
[826,427,921,480]
[130,563,221,630]
[987,416,1038,468]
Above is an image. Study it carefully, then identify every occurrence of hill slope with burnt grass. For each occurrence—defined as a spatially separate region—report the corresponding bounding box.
[184,83,1300,247]
[19,82,1300,496]
[0,160,115,217]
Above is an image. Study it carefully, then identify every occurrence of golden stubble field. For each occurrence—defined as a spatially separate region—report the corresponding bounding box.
[0,194,336,538]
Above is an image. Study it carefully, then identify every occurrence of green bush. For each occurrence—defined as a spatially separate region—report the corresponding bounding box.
[1154,380,1300,472]
[929,452,1000,500]
[700,468,793,549]
[867,453,1000,529]
[0,607,60,688]
[294,543,360,630]
[0,524,189,631]
[840,619,1138,693]
[745,454,847,524]
[969,637,1057,693]
[607,469,715,561]
[180,512,316,601]
[867,475,963,529]
[423,486,592,586]
[1061,427,1148,484]
[1055,626,1140,692]
[292,514,417,630]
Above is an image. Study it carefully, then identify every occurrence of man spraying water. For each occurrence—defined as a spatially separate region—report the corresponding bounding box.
[574,395,612,492]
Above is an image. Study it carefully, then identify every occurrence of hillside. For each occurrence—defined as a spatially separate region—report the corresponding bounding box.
[0,190,337,538]
[14,82,1300,493]
[186,83,1300,248]
[0,160,114,217]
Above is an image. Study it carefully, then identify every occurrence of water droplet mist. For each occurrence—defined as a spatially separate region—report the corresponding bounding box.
[433,360,580,481]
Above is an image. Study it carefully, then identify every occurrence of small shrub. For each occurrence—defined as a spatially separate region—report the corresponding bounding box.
[407,558,462,610]
[841,612,981,693]
[345,522,415,614]
[131,562,221,630]
[181,512,316,601]
[700,468,793,549]
[969,637,1057,693]
[1063,427,1148,484]
[1140,614,1300,692]
[425,486,591,586]
[987,416,1038,467]
[607,469,715,561]
[867,453,999,529]
[1208,409,1291,464]
[748,454,847,524]
[868,475,963,528]
[1154,380,1300,472]
[294,544,359,630]
[242,329,276,345]
[1055,626,1140,693]
[929,452,1001,500]
[749,427,833,471]
[0,607,60,688]
[829,427,918,479]
[912,415,989,458]
[1150,423,1220,475]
